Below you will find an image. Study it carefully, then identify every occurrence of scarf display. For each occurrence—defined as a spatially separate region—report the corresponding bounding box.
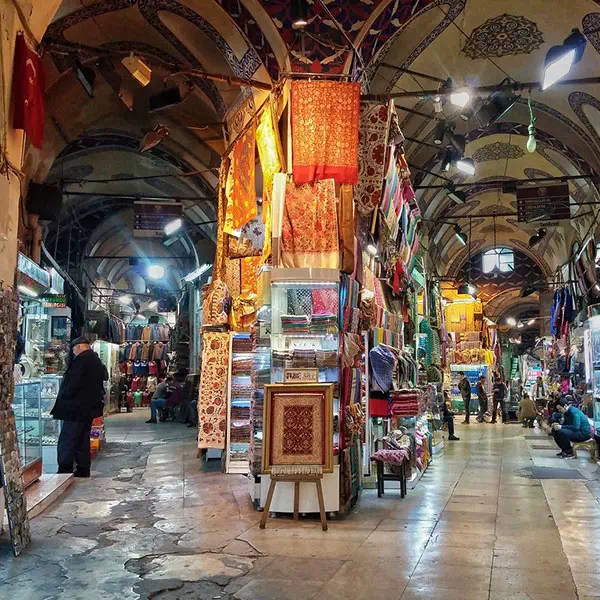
[226,122,257,231]
[291,80,360,184]
[281,178,340,269]
[356,102,391,216]
[256,104,283,210]
[338,184,355,274]
[197,333,230,449]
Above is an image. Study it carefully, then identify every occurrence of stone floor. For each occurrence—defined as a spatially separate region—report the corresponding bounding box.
[2,411,600,600]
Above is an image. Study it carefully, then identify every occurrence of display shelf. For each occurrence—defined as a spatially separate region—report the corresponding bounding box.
[14,379,43,488]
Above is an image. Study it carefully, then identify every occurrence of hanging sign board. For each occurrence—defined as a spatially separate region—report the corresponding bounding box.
[516,183,570,224]
[40,294,67,308]
[134,201,182,238]
[284,368,319,383]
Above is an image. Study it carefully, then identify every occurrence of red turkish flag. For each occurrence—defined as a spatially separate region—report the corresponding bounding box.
[11,33,46,149]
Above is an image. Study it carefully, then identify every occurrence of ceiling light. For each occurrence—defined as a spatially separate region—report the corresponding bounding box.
[528,319,536,326]
[527,123,537,153]
[456,157,476,176]
[473,88,518,128]
[147,264,165,279]
[18,285,38,298]
[119,295,132,304]
[450,89,471,108]
[454,225,468,246]
[366,243,378,256]
[433,94,443,113]
[291,0,309,28]
[506,317,517,327]
[433,121,447,145]
[121,52,152,87]
[183,263,211,283]
[148,300,158,309]
[528,228,546,248]
[542,29,586,91]
[445,183,467,205]
[164,218,183,236]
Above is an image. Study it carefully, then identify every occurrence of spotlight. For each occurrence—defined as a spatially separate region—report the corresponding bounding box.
[291,0,309,28]
[528,319,536,326]
[433,94,443,113]
[506,317,517,327]
[366,243,378,256]
[119,295,132,304]
[445,183,467,205]
[528,228,546,248]
[527,123,537,153]
[147,265,165,279]
[454,225,468,246]
[164,218,183,236]
[121,52,152,87]
[450,89,471,108]
[18,285,38,298]
[148,300,158,309]
[456,157,476,176]
[542,29,586,90]
[473,87,518,128]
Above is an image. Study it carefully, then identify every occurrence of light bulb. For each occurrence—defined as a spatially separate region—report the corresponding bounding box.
[527,124,537,153]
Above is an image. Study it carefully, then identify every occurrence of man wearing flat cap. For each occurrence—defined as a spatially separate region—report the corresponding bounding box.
[51,337,108,477]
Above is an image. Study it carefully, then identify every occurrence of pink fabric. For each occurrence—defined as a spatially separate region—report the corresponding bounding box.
[371,449,409,465]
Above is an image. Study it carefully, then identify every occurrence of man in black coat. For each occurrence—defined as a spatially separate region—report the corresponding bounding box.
[51,337,108,477]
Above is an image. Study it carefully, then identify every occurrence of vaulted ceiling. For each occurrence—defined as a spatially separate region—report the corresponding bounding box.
[37,0,600,309]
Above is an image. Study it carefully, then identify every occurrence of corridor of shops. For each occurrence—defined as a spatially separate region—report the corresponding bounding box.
[2,414,599,600]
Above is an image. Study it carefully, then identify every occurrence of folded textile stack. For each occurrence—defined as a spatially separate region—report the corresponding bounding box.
[389,390,419,416]
[292,349,317,368]
[272,350,293,368]
[232,337,253,353]
[316,350,338,368]
[232,357,253,374]
[231,406,250,420]
[281,314,310,333]
[231,384,253,398]
[230,421,251,443]
[310,312,337,333]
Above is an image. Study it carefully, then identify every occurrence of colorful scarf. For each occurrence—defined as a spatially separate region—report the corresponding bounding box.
[291,80,360,184]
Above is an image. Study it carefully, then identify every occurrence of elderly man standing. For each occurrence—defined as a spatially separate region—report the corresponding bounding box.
[51,337,108,477]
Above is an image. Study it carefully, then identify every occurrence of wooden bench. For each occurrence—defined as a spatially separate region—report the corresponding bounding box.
[572,439,597,460]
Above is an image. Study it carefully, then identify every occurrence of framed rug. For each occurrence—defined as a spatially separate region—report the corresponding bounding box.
[262,383,334,473]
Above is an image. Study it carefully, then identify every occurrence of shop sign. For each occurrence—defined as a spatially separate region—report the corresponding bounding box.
[516,183,570,223]
[134,201,182,238]
[284,368,319,383]
[40,294,67,308]
[17,252,50,288]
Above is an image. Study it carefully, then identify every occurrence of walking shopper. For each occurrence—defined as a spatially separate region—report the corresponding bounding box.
[552,399,591,458]
[457,371,472,424]
[532,375,546,408]
[442,391,460,441]
[518,392,537,428]
[491,373,508,424]
[51,337,108,477]
[146,376,174,423]
[476,375,488,423]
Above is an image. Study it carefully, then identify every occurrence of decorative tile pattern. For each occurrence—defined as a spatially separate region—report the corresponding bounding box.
[568,91,600,155]
[472,142,525,163]
[461,14,544,59]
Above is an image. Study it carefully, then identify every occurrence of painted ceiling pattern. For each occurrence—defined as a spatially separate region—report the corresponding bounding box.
[461,14,544,59]
[472,142,525,163]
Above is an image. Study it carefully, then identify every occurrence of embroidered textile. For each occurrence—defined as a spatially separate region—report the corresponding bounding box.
[380,149,402,241]
[269,392,325,466]
[197,333,230,449]
[224,258,241,298]
[202,279,230,326]
[215,158,231,278]
[281,179,340,269]
[256,104,283,211]
[356,103,391,216]
[241,256,261,295]
[338,184,355,274]
[227,122,257,230]
[291,81,360,184]
[312,288,339,316]
[227,210,265,258]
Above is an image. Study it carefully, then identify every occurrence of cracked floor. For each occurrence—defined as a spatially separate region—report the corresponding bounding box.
[2,411,600,600]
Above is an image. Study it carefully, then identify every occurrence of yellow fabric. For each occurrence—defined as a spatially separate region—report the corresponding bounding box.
[256,105,283,222]
[444,301,483,333]
[230,291,258,332]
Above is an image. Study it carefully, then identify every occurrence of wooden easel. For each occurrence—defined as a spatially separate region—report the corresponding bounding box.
[260,465,328,531]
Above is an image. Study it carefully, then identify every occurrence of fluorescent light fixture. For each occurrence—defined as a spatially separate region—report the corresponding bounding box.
[164,218,183,236]
[445,183,467,204]
[506,317,517,327]
[119,295,132,304]
[121,52,152,87]
[183,263,211,283]
[456,157,476,176]
[454,225,468,246]
[18,285,38,298]
[366,243,378,256]
[148,300,158,309]
[528,319,536,325]
[450,90,470,108]
[291,0,308,27]
[147,264,165,279]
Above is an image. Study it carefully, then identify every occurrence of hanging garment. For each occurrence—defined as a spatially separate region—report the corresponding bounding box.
[355,102,392,216]
[379,149,402,241]
[281,178,340,269]
[197,333,230,449]
[256,103,283,214]
[241,256,262,295]
[338,184,355,274]
[214,157,231,279]
[291,80,360,184]
[225,121,257,231]
[369,345,397,394]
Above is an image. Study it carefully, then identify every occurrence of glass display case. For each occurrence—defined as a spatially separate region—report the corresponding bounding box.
[40,374,63,473]
[13,380,43,487]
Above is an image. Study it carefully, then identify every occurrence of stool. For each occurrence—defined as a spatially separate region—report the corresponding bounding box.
[572,439,596,460]
[374,458,407,498]
[260,465,327,531]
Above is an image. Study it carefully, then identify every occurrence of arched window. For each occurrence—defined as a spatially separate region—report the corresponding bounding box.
[482,248,514,274]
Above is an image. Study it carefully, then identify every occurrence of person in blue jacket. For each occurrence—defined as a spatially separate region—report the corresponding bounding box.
[552,398,591,458]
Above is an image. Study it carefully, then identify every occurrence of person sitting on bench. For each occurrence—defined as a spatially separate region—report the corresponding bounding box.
[552,398,591,459]
[146,376,174,423]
